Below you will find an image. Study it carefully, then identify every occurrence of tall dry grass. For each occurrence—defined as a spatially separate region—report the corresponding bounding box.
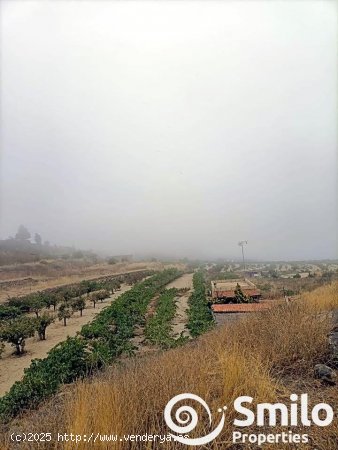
[60,282,337,450]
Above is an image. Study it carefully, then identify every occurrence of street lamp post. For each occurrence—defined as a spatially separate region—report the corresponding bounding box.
[238,241,248,271]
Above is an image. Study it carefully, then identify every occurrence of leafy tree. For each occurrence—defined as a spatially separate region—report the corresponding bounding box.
[15,225,31,241]
[234,283,248,304]
[80,280,98,296]
[41,293,53,310]
[34,233,42,245]
[108,257,117,265]
[7,296,31,313]
[103,279,121,294]
[89,293,99,309]
[44,293,63,311]
[113,280,122,291]
[58,286,83,303]
[71,297,86,317]
[58,303,73,326]
[0,306,22,320]
[27,294,46,317]
[96,290,110,302]
[35,313,55,340]
[0,317,36,355]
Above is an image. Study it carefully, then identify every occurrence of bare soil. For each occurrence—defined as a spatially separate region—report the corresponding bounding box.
[168,273,193,338]
[130,294,160,356]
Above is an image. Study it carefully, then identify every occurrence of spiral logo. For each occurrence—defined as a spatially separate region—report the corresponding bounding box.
[164,393,226,446]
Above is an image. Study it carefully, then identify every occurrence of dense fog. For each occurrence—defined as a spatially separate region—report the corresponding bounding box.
[0,1,337,260]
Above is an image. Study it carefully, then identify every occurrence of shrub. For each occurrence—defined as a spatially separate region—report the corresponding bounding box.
[187,271,214,337]
[35,313,55,340]
[0,337,88,420]
[27,293,46,317]
[71,297,86,316]
[88,292,99,309]
[145,288,180,349]
[96,289,110,302]
[58,303,73,326]
[0,316,36,355]
[234,283,246,303]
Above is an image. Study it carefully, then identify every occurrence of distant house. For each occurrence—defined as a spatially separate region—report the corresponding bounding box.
[211,279,261,303]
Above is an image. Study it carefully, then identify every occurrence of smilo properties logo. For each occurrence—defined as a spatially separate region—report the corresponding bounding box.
[164,393,226,446]
[164,393,335,447]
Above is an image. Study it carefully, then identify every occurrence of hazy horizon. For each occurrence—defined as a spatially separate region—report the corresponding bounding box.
[0,1,337,261]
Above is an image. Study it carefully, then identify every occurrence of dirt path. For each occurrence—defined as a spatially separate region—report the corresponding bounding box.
[168,273,193,338]
[130,294,160,356]
[166,273,193,290]
[0,284,132,397]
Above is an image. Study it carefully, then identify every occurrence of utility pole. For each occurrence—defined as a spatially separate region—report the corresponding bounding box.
[238,241,248,272]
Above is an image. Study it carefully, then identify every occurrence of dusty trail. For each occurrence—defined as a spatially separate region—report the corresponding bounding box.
[168,273,193,338]
[130,294,160,356]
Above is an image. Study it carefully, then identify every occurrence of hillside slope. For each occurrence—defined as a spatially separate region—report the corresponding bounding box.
[2,282,337,449]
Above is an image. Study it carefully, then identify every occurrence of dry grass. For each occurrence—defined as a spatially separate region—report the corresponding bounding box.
[1,282,337,449]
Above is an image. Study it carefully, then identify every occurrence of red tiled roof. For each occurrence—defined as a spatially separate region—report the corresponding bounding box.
[211,303,272,313]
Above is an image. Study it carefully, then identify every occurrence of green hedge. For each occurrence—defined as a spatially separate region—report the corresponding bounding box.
[0,269,181,422]
[187,271,214,337]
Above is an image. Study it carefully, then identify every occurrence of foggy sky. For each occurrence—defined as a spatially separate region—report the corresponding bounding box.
[0,1,337,260]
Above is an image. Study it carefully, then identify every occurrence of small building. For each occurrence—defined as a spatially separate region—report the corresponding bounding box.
[211,279,261,303]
